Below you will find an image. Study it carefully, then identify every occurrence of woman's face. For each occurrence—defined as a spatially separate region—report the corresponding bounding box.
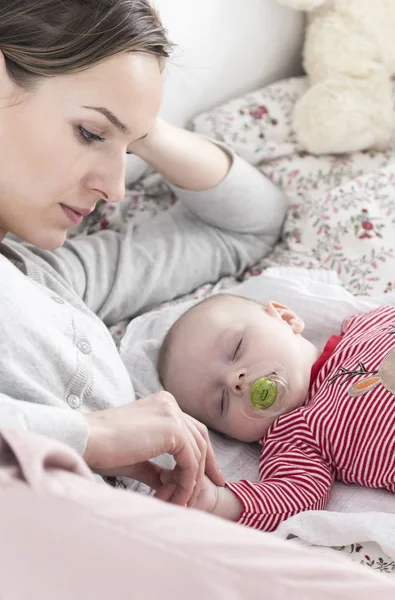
[0,51,162,249]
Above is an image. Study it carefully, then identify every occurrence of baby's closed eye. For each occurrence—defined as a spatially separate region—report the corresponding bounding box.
[232,337,243,361]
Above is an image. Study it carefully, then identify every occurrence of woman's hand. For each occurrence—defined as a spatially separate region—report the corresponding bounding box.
[129,118,232,191]
[83,392,224,506]
[156,471,242,522]
[155,470,220,512]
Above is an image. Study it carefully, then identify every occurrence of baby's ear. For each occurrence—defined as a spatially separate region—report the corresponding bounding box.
[266,301,305,334]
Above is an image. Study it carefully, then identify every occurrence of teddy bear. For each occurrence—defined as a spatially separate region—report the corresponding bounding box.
[276,0,395,154]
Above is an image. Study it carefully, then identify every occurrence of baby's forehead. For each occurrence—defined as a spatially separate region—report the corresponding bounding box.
[182,294,244,321]
[164,294,256,386]
[175,294,253,338]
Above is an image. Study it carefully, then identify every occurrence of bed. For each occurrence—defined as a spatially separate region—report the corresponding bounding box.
[72,0,395,576]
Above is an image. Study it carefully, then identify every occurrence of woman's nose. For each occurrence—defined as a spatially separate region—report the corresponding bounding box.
[88,157,126,205]
[228,369,248,397]
[102,169,126,205]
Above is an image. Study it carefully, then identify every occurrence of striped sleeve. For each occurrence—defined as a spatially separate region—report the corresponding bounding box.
[226,443,334,532]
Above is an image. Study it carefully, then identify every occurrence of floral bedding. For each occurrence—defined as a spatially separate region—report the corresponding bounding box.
[193,76,395,296]
[73,75,395,574]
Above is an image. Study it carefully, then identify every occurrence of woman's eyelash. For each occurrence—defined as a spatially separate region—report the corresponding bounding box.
[77,125,105,145]
[232,337,243,360]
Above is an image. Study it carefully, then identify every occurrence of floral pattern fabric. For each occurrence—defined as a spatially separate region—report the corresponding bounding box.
[192,76,395,295]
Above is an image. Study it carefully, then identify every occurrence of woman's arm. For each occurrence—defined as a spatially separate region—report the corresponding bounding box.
[0,391,223,507]
[12,123,287,325]
[129,118,232,190]
[0,393,89,454]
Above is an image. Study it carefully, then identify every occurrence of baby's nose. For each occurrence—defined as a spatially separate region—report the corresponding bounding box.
[229,370,247,396]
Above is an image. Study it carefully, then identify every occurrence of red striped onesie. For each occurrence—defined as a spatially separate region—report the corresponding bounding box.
[227,305,395,532]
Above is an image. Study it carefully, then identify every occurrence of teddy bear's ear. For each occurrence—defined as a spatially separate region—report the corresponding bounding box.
[276,0,326,10]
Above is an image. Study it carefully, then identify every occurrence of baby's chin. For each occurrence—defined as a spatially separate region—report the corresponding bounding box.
[237,432,268,444]
[229,420,273,443]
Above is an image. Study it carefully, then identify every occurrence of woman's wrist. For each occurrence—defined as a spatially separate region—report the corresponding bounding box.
[129,117,165,157]
[82,410,114,471]
[130,118,232,191]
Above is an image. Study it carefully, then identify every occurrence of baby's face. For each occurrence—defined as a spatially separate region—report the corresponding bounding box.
[164,295,320,442]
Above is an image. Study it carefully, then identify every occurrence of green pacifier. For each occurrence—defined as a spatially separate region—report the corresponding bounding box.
[250,377,278,410]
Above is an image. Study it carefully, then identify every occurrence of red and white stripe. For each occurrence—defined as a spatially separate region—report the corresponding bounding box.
[227,306,395,532]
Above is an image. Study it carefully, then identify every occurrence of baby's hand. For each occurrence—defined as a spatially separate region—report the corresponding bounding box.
[189,474,220,512]
[155,469,220,513]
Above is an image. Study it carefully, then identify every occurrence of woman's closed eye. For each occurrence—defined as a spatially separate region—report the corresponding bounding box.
[77,125,105,145]
[77,125,133,154]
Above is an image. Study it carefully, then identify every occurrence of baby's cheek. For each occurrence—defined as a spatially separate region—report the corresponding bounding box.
[247,416,274,443]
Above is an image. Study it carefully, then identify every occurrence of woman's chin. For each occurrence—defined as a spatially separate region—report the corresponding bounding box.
[22,228,67,251]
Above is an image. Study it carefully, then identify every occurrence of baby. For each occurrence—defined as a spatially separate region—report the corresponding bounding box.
[158,293,395,531]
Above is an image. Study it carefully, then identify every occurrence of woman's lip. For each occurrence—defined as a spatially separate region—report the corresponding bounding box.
[65,204,94,217]
[60,204,84,226]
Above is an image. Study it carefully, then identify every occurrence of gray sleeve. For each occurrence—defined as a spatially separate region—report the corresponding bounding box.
[0,394,88,455]
[25,150,287,325]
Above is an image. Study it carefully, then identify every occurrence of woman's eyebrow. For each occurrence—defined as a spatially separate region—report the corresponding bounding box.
[82,105,150,141]
[82,105,130,134]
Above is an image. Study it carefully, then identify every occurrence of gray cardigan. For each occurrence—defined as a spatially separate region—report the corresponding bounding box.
[0,149,287,454]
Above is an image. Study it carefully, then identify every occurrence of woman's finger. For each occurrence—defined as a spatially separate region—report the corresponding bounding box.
[170,426,201,506]
[100,461,164,491]
[190,417,224,486]
[170,417,213,507]
[154,480,178,503]
[125,461,164,490]
[161,466,197,508]
[204,440,225,486]
[184,420,207,508]
[187,416,224,488]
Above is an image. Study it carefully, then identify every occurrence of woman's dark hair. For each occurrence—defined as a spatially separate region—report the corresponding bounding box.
[0,0,172,88]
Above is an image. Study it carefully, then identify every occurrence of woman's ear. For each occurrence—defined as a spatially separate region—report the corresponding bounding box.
[265,301,305,334]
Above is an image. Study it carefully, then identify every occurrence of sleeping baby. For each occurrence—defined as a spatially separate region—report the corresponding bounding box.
[157,293,395,531]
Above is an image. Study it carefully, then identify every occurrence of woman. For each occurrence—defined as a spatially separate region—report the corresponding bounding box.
[0,0,287,506]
